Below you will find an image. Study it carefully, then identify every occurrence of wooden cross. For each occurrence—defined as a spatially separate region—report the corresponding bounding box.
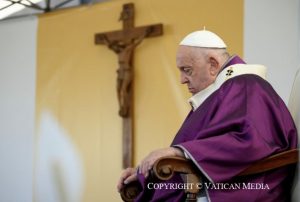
[95,3,163,168]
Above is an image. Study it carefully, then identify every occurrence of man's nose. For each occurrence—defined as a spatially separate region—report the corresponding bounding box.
[180,73,188,84]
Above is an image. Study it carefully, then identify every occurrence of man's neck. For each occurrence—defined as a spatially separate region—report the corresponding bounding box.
[216,55,246,76]
[223,55,246,68]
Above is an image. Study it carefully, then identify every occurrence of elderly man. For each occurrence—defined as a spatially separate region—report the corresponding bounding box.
[117,30,298,201]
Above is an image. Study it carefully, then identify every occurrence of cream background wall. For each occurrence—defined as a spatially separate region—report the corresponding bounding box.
[0,16,37,202]
[35,0,242,201]
[244,0,300,103]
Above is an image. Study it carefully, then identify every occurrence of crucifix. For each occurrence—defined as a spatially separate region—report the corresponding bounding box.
[95,3,163,168]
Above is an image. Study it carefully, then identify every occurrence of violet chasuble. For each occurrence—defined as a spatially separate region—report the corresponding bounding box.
[134,56,298,202]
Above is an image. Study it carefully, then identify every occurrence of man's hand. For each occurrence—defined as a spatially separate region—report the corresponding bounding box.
[117,167,137,193]
[117,147,184,193]
[139,147,184,178]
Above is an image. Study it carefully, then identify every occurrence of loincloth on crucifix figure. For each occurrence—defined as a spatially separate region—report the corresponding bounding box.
[100,29,151,117]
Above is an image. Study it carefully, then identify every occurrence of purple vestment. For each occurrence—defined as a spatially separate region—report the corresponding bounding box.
[134,56,298,202]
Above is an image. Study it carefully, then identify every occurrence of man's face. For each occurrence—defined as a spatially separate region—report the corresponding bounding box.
[176,46,214,95]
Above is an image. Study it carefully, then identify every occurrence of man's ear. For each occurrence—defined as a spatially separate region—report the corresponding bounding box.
[209,57,220,76]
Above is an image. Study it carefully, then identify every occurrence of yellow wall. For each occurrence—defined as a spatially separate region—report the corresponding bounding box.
[36,0,243,201]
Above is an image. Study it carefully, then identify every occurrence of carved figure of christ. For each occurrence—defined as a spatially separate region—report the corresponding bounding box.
[95,3,163,168]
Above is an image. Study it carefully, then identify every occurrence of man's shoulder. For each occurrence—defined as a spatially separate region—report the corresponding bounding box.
[217,74,277,99]
[231,73,266,82]
[223,74,271,89]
